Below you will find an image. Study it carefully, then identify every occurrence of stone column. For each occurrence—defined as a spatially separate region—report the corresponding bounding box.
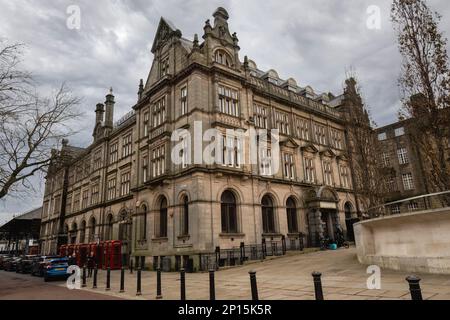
[307,209,324,247]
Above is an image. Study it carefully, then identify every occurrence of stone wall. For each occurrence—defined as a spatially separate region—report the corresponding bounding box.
[355,208,450,274]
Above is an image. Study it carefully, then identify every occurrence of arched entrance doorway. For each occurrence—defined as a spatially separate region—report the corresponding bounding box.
[344,202,358,241]
[118,210,132,266]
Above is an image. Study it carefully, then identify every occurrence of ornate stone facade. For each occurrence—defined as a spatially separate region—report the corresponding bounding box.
[40,8,359,270]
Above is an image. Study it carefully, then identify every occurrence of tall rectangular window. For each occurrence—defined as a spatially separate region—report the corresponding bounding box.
[295,117,309,141]
[93,149,102,171]
[397,148,409,165]
[314,124,327,145]
[259,148,272,176]
[107,177,116,201]
[323,161,333,186]
[143,111,150,137]
[73,192,80,212]
[81,190,89,209]
[122,134,132,158]
[274,110,290,135]
[378,132,387,141]
[283,153,295,180]
[152,145,166,178]
[330,129,343,149]
[340,165,350,188]
[153,97,166,127]
[304,158,316,183]
[218,85,239,117]
[91,183,100,205]
[110,142,118,164]
[120,172,131,196]
[54,195,61,215]
[142,154,149,183]
[254,104,268,129]
[180,86,188,116]
[402,173,414,190]
[222,135,242,168]
[65,194,72,215]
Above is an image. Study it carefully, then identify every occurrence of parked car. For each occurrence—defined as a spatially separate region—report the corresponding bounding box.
[0,255,13,270]
[16,255,38,274]
[4,257,22,272]
[44,258,69,282]
[31,256,60,277]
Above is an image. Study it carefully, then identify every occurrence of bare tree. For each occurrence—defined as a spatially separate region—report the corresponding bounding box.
[0,40,81,200]
[391,0,450,197]
[340,76,386,217]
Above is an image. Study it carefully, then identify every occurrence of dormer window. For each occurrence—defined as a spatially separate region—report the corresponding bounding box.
[214,50,232,67]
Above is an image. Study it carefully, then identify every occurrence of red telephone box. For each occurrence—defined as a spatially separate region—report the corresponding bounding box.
[67,244,75,257]
[110,241,122,270]
[59,245,67,257]
[103,241,122,270]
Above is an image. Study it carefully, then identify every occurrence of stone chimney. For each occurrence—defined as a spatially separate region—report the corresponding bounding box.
[95,103,105,125]
[104,88,115,128]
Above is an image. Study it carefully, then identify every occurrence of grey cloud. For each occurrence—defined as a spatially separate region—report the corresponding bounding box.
[0,0,449,220]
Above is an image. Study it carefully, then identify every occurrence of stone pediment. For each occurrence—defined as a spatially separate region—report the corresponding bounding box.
[336,153,350,162]
[151,17,181,53]
[300,143,319,154]
[319,148,337,158]
[280,137,299,149]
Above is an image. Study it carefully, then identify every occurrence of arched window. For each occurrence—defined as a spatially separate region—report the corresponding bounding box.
[286,197,298,233]
[80,221,86,243]
[182,196,189,236]
[105,215,113,241]
[118,211,129,241]
[344,202,353,220]
[70,223,77,244]
[262,195,276,234]
[221,191,237,233]
[139,206,147,241]
[159,197,168,238]
[214,50,232,67]
[89,217,96,242]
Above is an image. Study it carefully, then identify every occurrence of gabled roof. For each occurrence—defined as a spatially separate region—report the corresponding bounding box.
[151,17,178,53]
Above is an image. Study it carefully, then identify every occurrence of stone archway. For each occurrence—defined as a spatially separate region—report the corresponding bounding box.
[305,187,341,247]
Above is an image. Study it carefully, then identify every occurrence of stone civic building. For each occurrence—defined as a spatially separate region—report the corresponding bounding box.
[40,8,362,269]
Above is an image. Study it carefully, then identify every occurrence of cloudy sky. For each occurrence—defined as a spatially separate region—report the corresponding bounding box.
[0,0,449,224]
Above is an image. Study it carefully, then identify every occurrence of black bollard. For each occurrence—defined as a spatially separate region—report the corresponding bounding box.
[130,259,134,274]
[312,272,324,300]
[136,268,142,296]
[180,268,186,300]
[209,269,216,300]
[93,266,97,289]
[120,267,125,293]
[156,267,162,299]
[106,267,111,291]
[240,242,245,265]
[406,276,423,300]
[249,270,259,300]
[82,265,87,288]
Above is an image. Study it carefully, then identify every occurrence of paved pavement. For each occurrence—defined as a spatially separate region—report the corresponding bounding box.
[52,248,450,300]
[0,270,122,300]
[3,248,450,300]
